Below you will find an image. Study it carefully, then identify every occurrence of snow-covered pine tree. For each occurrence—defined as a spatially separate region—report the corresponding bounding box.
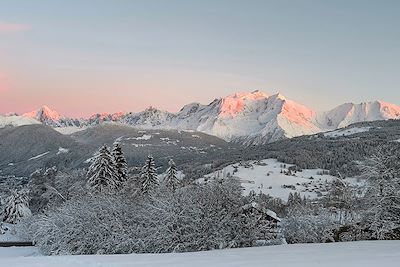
[28,166,58,213]
[112,143,128,183]
[164,159,180,191]
[141,155,158,195]
[87,145,120,192]
[359,151,400,239]
[287,192,294,205]
[287,192,303,207]
[324,174,354,223]
[2,189,32,224]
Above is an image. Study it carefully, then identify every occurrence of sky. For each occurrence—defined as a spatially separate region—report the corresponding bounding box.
[0,0,399,117]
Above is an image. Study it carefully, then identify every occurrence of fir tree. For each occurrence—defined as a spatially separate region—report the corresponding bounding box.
[164,159,180,191]
[112,143,128,183]
[287,192,302,207]
[141,155,158,195]
[287,192,294,206]
[248,190,257,202]
[87,145,120,192]
[2,189,32,224]
[360,151,400,239]
[28,166,58,213]
[324,175,354,223]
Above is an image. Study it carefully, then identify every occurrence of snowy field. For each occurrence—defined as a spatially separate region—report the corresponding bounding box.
[202,159,353,200]
[1,241,399,267]
[323,127,371,138]
[0,223,28,242]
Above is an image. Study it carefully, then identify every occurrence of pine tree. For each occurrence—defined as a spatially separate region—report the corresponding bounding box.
[248,190,257,202]
[360,151,400,239]
[287,192,294,206]
[87,145,120,192]
[141,155,158,195]
[2,189,32,224]
[28,166,58,213]
[325,175,354,223]
[287,192,303,207]
[112,143,128,183]
[164,159,180,191]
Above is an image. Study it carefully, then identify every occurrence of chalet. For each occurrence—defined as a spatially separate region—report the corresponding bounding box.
[240,202,281,241]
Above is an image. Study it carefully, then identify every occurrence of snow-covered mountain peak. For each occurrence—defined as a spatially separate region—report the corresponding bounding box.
[376,100,400,117]
[219,90,269,117]
[178,102,205,117]
[4,92,400,145]
[0,114,40,128]
[318,100,400,129]
[23,105,62,121]
[269,92,287,101]
[111,111,125,121]
[225,90,268,101]
[266,94,320,138]
[21,105,85,128]
[22,105,65,127]
[89,112,112,122]
[190,90,321,143]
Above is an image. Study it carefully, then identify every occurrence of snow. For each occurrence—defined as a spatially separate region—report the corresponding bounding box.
[131,143,152,147]
[4,92,400,145]
[56,147,69,155]
[203,159,340,200]
[23,105,61,121]
[126,134,152,140]
[28,152,50,161]
[0,223,26,242]
[266,209,280,222]
[54,126,86,134]
[0,247,39,258]
[84,156,95,164]
[1,241,399,267]
[319,101,400,130]
[323,127,371,137]
[0,115,40,128]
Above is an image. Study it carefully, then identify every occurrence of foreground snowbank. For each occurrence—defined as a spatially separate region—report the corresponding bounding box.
[1,241,400,267]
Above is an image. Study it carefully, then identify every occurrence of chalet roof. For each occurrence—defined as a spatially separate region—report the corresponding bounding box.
[240,202,281,222]
[265,209,281,222]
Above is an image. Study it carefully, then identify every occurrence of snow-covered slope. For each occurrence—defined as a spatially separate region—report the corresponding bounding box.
[23,105,61,124]
[323,126,372,138]
[0,115,40,127]
[201,158,356,200]
[172,91,320,144]
[22,105,84,128]
[115,92,399,144]
[317,101,400,129]
[0,223,30,242]
[5,91,400,145]
[100,91,321,144]
[1,241,400,267]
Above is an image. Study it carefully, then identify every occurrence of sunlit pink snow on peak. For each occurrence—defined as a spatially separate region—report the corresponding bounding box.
[219,90,269,117]
[23,105,62,121]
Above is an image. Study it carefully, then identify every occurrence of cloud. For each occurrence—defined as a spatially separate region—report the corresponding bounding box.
[0,23,31,34]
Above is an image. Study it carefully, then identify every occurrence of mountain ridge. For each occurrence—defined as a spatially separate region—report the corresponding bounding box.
[2,90,400,144]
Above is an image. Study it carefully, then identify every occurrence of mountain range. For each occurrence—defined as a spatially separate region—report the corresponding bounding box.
[1,90,400,145]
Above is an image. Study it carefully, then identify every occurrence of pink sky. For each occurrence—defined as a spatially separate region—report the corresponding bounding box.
[0,23,30,34]
[1,1,399,117]
[0,68,263,118]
